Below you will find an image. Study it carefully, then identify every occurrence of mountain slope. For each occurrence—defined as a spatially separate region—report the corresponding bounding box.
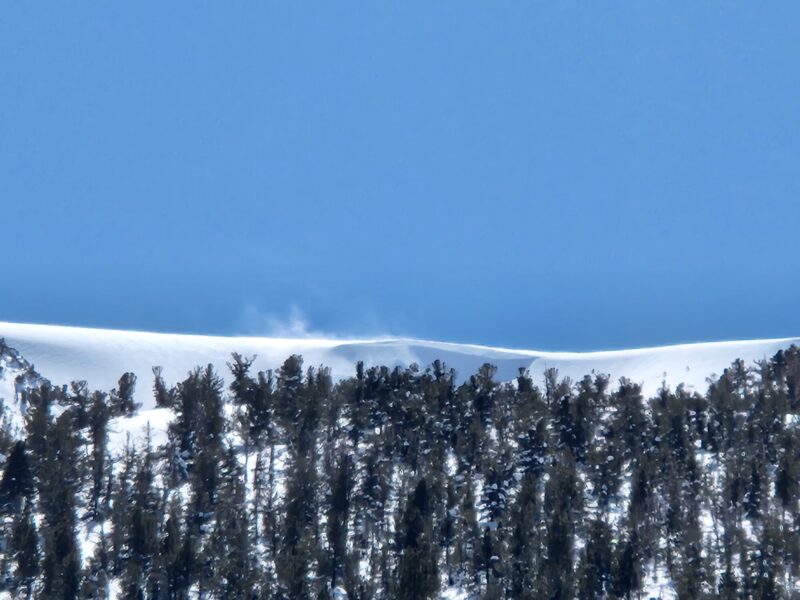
[2,321,800,599]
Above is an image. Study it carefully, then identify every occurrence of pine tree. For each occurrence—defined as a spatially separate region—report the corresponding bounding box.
[394,479,439,600]
[470,364,498,429]
[186,365,226,520]
[122,432,160,598]
[509,472,540,599]
[152,366,175,409]
[0,440,32,511]
[614,529,642,600]
[157,498,189,600]
[326,452,353,592]
[576,519,612,600]
[24,382,56,476]
[39,412,82,600]
[201,446,255,599]
[88,391,110,519]
[276,358,324,599]
[540,449,579,599]
[110,442,135,577]
[277,448,320,599]
[112,372,140,417]
[66,380,91,429]
[9,498,39,599]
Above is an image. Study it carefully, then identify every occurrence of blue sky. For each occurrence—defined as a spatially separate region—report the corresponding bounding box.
[1,3,799,350]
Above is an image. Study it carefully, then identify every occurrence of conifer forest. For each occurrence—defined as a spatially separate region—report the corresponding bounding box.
[2,341,800,599]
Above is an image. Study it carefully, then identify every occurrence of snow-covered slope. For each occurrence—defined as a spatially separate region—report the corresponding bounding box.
[1,321,798,405]
[0,338,43,442]
[1,321,798,600]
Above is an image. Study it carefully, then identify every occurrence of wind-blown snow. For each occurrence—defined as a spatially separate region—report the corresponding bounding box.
[1,321,798,406]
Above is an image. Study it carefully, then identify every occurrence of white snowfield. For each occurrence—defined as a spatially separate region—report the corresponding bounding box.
[1,321,799,405]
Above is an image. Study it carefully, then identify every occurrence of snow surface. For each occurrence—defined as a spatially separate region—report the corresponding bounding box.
[1,321,797,407]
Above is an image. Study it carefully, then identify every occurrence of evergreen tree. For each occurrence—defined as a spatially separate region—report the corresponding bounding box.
[276,357,324,599]
[394,479,439,600]
[576,519,612,600]
[39,412,82,600]
[112,372,140,417]
[509,472,540,600]
[203,447,254,599]
[0,440,32,510]
[1,341,800,598]
[110,442,135,577]
[326,452,353,592]
[88,391,110,519]
[122,432,160,598]
[153,366,175,409]
[9,498,39,599]
[540,449,579,599]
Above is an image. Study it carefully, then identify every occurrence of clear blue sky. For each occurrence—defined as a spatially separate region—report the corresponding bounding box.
[1,3,799,350]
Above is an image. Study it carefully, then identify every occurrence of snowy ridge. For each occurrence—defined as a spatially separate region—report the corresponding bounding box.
[1,321,798,406]
[2,320,797,458]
